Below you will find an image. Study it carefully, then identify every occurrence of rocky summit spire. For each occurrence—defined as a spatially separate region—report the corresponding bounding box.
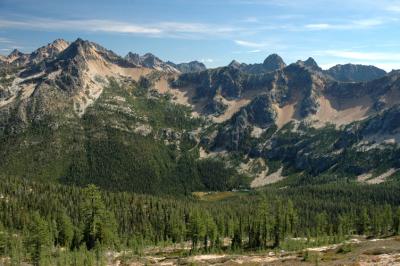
[8,49,24,58]
[125,52,141,66]
[298,57,322,71]
[263,54,286,72]
[228,60,244,69]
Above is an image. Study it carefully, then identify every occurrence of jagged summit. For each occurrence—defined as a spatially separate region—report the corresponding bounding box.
[125,52,141,66]
[45,38,69,52]
[29,39,69,63]
[140,53,163,68]
[125,52,179,73]
[58,38,101,59]
[56,38,132,68]
[297,57,322,71]
[227,54,285,74]
[166,60,206,73]
[57,38,91,59]
[8,49,23,57]
[5,49,29,66]
[263,53,286,71]
[228,60,245,69]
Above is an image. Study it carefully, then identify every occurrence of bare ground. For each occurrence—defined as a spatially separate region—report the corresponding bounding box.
[110,236,400,266]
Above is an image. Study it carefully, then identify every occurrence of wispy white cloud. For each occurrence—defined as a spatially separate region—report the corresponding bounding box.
[0,18,161,34]
[305,18,385,30]
[248,49,262,53]
[234,40,265,48]
[0,18,240,39]
[322,50,400,61]
[0,37,13,44]
[305,23,331,30]
[385,2,400,12]
[234,39,287,53]
[200,58,214,63]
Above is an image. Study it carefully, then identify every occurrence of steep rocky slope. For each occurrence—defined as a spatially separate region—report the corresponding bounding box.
[1,39,400,192]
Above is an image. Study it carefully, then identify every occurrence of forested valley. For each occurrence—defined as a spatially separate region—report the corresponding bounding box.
[1,175,400,265]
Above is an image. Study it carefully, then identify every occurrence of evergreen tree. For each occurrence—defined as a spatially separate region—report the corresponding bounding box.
[357,207,370,235]
[9,234,23,266]
[81,184,117,250]
[55,210,74,248]
[394,207,400,235]
[26,213,52,266]
[188,210,205,251]
[315,212,328,238]
[0,222,6,256]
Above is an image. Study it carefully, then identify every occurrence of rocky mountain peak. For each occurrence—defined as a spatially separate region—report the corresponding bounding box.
[5,49,29,66]
[58,38,94,60]
[263,54,286,71]
[166,60,206,73]
[304,57,321,69]
[57,38,123,65]
[51,39,69,50]
[297,57,322,71]
[125,52,179,73]
[140,53,162,68]
[8,49,24,58]
[326,63,387,82]
[125,52,141,66]
[228,60,244,69]
[29,39,70,63]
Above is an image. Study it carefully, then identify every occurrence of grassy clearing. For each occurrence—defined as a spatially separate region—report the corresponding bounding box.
[192,190,250,201]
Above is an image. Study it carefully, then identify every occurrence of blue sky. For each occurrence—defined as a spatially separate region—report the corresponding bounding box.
[1,0,400,71]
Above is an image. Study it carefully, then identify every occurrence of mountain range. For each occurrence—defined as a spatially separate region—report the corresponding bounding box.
[1,38,399,194]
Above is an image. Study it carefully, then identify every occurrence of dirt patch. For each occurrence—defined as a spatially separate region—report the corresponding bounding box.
[367,168,398,184]
[357,168,398,184]
[358,253,400,266]
[190,254,226,261]
[357,172,373,183]
[312,94,372,128]
[274,103,296,128]
[251,167,284,188]
[113,237,400,266]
